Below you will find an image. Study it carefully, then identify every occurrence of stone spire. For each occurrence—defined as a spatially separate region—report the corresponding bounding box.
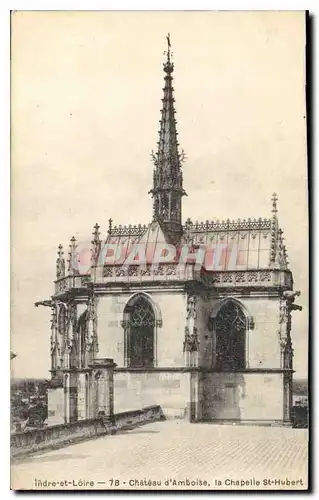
[68,236,78,275]
[269,193,279,266]
[91,223,101,266]
[149,34,186,244]
[56,244,65,279]
[269,193,289,269]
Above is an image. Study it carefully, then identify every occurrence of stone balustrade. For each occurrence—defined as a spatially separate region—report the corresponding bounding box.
[11,405,165,460]
[54,268,292,294]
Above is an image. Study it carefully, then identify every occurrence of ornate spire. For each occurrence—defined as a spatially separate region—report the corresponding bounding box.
[56,244,65,279]
[270,193,279,266]
[91,223,101,266]
[68,236,78,275]
[149,34,186,244]
[269,193,289,269]
[108,218,113,235]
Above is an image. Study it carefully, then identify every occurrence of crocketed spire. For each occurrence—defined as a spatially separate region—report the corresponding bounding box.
[149,34,186,244]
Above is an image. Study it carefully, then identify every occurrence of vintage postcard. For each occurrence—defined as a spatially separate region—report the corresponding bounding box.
[10,11,308,491]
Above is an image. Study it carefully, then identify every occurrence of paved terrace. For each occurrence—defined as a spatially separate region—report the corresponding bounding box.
[11,421,308,491]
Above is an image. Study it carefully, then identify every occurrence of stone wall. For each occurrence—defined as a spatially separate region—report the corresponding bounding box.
[97,290,186,368]
[244,297,282,369]
[201,372,285,423]
[11,405,165,460]
[114,371,190,419]
[47,388,64,426]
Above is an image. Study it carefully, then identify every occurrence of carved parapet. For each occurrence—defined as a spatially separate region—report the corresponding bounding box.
[54,275,92,295]
[182,217,272,233]
[109,224,148,237]
[199,269,293,289]
[99,263,196,283]
[55,277,71,294]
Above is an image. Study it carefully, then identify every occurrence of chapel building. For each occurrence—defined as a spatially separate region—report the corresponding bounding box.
[38,36,302,426]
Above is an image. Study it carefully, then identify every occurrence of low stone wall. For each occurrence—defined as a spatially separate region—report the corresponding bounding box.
[11,405,165,460]
[114,371,191,419]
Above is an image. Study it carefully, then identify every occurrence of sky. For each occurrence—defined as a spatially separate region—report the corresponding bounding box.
[11,11,308,379]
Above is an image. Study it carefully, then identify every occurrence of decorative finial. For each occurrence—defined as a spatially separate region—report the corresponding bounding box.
[269,194,279,266]
[163,33,173,73]
[108,218,113,235]
[91,223,101,266]
[92,223,100,242]
[57,244,63,258]
[271,193,278,214]
[56,244,65,279]
[167,33,171,54]
[68,236,78,275]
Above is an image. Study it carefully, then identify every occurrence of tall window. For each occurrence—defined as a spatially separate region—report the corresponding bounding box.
[215,301,246,371]
[125,297,155,367]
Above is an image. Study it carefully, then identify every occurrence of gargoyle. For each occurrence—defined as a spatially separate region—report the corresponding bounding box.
[282,290,302,312]
[289,303,303,312]
[35,300,54,307]
[282,290,301,302]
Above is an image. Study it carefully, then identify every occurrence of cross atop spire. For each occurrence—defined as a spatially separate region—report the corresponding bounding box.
[167,32,171,49]
[149,34,186,244]
[164,33,173,71]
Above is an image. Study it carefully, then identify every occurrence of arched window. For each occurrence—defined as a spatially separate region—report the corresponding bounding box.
[124,296,155,368]
[215,300,246,371]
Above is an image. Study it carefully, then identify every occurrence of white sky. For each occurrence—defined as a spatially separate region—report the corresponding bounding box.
[11,11,308,378]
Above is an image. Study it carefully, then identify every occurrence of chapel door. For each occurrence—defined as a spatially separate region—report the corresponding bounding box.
[221,384,240,419]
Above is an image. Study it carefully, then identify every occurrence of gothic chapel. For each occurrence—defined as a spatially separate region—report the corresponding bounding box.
[37,35,302,426]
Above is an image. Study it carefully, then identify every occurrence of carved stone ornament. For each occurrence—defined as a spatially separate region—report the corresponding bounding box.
[186,295,197,320]
[56,244,65,280]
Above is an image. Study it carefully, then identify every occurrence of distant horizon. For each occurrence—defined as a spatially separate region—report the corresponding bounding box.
[11,375,309,386]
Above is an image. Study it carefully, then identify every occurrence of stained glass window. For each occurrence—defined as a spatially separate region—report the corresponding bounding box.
[125,297,155,367]
[215,301,246,371]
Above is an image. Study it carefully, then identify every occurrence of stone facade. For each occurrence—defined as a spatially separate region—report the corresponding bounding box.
[38,35,302,427]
